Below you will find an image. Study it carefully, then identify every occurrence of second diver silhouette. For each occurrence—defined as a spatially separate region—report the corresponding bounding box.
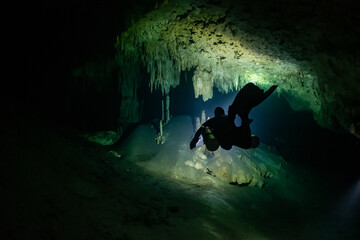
[190,83,278,151]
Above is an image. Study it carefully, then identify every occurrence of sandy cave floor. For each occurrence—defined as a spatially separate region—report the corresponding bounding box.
[1,114,359,240]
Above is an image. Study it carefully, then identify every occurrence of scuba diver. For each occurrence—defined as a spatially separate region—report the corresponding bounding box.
[190,83,278,151]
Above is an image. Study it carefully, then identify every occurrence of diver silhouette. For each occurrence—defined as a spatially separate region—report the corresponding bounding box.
[190,83,278,151]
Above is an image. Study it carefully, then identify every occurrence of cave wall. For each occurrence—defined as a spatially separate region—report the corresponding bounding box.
[115,0,360,136]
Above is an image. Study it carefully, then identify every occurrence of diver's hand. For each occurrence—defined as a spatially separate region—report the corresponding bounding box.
[261,85,278,102]
[190,139,197,149]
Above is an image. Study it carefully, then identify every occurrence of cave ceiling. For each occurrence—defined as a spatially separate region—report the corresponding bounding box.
[116,0,360,136]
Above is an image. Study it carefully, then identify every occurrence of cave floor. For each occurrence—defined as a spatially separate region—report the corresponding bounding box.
[2,115,359,240]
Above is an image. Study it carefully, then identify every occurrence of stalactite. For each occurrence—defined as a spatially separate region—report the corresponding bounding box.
[166,94,170,123]
[196,117,201,132]
[159,120,163,138]
[156,119,165,144]
[161,99,164,122]
[201,110,206,125]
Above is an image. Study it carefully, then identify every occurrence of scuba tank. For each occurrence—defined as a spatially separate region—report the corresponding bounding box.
[203,126,220,151]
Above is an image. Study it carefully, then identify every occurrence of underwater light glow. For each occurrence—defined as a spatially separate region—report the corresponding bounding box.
[245,72,266,84]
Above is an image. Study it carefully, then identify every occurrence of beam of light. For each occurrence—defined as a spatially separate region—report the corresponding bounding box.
[342,178,360,216]
[330,178,360,237]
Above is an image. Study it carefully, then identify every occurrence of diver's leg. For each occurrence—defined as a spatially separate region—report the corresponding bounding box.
[220,143,232,150]
[228,84,278,122]
[232,124,252,149]
[228,83,263,120]
[241,112,253,125]
[228,86,252,122]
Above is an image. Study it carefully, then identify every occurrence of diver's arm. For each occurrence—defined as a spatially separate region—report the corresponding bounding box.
[190,118,215,149]
[190,126,204,149]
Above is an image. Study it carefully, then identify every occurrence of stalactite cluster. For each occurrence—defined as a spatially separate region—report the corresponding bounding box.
[116,0,320,106]
[115,0,359,134]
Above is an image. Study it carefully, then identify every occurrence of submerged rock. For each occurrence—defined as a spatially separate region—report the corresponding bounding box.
[83,131,120,145]
[183,144,284,188]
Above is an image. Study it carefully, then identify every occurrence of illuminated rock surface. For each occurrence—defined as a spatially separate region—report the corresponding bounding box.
[82,130,120,145]
[122,116,286,188]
